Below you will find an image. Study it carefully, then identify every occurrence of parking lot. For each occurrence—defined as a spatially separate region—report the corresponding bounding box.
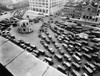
[0,14,100,76]
[3,15,99,76]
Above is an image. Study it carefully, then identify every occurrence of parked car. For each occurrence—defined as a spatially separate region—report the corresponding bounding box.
[57,65,66,74]
[62,61,71,69]
[57,48,64,55]
[63,53,71,62]
[82,72,89,76]
[72,62,80,71]
[38,49,45,55]
[82,65,93,75]
[44,57,54,65]
[72,54,81,64]
[71,69,81,76]
[48,48,55,54]
[55,54,62,61]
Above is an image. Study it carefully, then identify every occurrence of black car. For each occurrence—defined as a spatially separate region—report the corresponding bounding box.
[43,43,49,49]
[47,48,55,54]
[57,48,64,55]
[20,43,27,49]
[30,45,37,50]
[54,43,59,49]
[57,65,66,74]
[33,50,40,56]
[38,49,45,55]
[44,57,54,65]
[19,39,24,44]
[55,54,62,61]
[25,42,30,46]
[72,62,80,71]
[40,40,44,45]
[44,38,50,44]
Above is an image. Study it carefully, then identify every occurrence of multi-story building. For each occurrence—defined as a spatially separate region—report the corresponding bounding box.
[29,0,66,15]
[61,0,100,23]
[81,0,99,22]
[62,3,82,19]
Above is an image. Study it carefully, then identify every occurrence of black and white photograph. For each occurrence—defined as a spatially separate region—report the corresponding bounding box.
[0,0,100,76]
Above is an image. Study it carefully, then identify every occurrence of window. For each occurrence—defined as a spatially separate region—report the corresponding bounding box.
[86,16,88,19]
[43,9,45,13]
[36,8,38,11]
[87,8,91,11]
[95,18,98,22]
[40,9,41,12]
[89,16,92,19]
[43,3,45,5]
[46,10,48,13]
[23,29,26,32]
[33,8,35,11]
[23,23,26,27]
[83,15,86,19]
[97,13,99,16]
[98,10,100,12]
[26,23,28,25]
[46,3,48,5]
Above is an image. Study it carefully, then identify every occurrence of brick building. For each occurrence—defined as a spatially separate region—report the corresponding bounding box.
[81,0,99,22]
[63,3,82,19]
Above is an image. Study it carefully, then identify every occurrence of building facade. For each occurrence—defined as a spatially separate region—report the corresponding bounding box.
[81,0,99,22]
[62,4,82,19]
[29,0,66,15]
[61,0,100,23]
[17,20,33,34]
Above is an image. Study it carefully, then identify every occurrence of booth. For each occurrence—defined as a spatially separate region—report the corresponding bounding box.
[17,20,33,34]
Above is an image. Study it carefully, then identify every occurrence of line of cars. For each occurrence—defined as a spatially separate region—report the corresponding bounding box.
[49,21,100,76]
[39,24,73,64]
[48,24,84,75]
[39,26,65,65]
[0,30,47,58]
[1,12,100,76]
[39,23,81,75]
